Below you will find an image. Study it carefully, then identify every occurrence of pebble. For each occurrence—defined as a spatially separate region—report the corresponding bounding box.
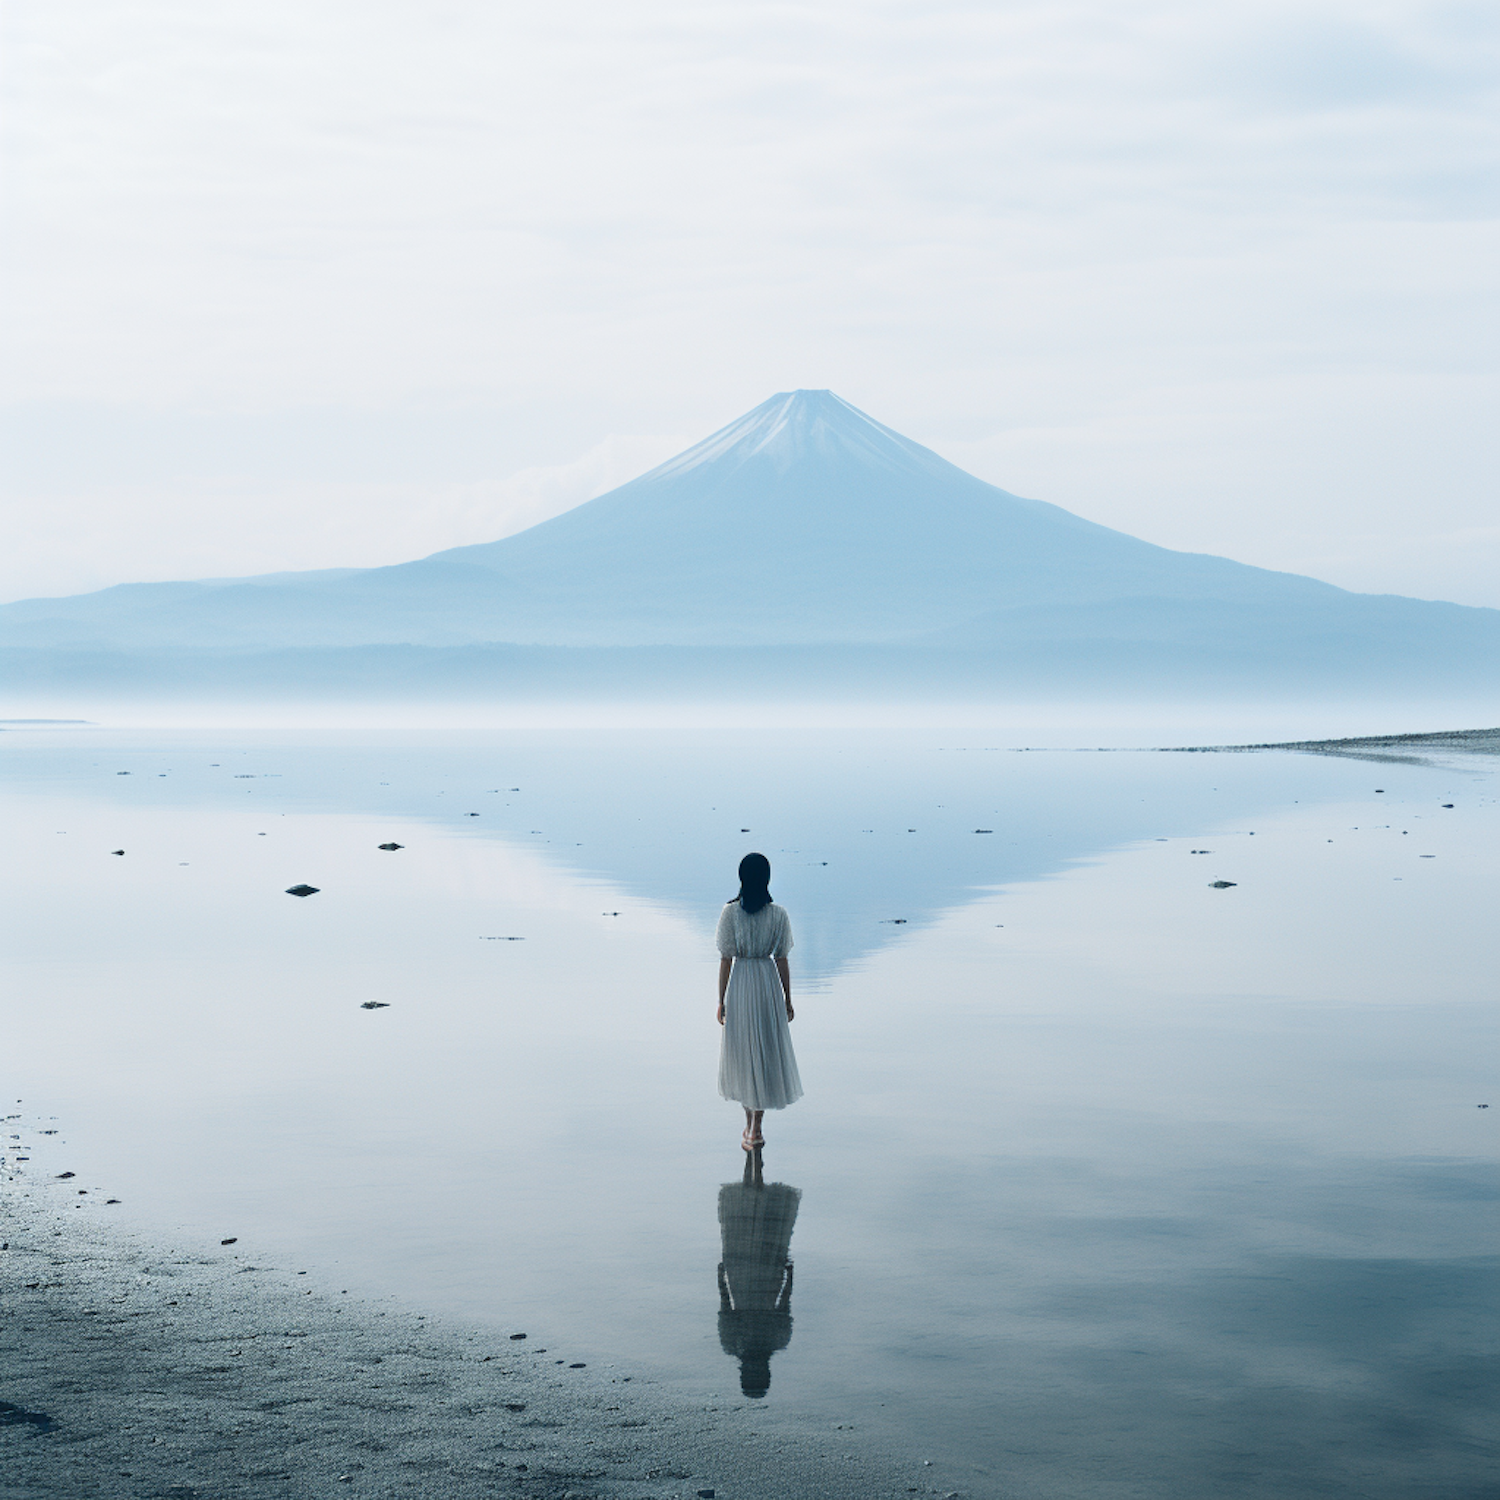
[1210,881,1237,889]
[285,885,319,897]
[377,843,404,851]
[359,1001,390,1010]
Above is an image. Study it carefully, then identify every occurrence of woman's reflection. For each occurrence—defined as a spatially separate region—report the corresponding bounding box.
[717,1150,800,1399]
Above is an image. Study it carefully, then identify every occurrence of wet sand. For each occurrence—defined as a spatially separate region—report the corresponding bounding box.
[1,1184,947,1500]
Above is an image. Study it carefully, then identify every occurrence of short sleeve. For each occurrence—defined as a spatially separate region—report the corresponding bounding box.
[715,903,737,957]
[773,907,794,957]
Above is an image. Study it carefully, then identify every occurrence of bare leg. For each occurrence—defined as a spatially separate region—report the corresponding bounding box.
[742,1107,755,1150]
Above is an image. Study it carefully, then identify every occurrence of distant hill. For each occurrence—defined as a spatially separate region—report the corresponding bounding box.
[4,390,1497,698]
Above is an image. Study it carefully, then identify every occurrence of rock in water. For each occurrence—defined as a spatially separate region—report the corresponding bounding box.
[1210,880,1237,889]
[360,1001,390,1010]
[377,843,404,851]
[285,884,319,897]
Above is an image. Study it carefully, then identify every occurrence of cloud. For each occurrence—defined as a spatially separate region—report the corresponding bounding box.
[2,432,687,602]
[1,0,1495,602]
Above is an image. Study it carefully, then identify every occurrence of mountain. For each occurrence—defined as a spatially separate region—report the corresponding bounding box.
[3,389,1498,696]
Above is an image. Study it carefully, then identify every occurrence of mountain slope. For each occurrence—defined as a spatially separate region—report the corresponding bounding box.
[2,390,1495,664]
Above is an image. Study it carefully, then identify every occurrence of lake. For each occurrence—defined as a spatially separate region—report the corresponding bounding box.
[3,723,1496,1498]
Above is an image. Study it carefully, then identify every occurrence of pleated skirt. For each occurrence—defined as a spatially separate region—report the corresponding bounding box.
[718,957,804,1111]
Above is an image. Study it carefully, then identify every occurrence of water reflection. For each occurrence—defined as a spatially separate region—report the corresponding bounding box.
[717,1152,801,1399]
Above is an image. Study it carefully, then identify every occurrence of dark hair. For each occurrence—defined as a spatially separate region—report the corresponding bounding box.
[739,1354,772,1398]
[733,852,773,914]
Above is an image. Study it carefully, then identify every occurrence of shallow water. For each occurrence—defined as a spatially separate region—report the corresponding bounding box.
[4,726,1497,1497]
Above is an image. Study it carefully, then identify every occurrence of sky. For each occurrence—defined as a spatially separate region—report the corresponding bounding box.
[3,0,1496,606]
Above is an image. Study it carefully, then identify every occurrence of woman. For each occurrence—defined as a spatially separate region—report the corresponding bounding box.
[716,852,803,1149]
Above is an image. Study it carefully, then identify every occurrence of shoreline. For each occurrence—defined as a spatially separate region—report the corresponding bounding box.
[1163,726,1500,761]
[2,1181,956,1500]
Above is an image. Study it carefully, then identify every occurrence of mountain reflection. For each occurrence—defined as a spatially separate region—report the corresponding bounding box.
[717,1153,800,1399]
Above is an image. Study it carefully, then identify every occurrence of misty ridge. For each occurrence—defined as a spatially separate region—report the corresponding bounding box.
[6,390,1498,701]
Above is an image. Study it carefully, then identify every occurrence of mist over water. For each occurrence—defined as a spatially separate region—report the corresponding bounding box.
[4,720,1497,1497]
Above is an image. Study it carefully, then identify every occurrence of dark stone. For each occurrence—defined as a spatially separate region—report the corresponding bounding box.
[974,829,993,834]
[285,885,319,897]
[377,843,404,851]
[698,1490,716,1498]
[569,1362,586,1368]
[0,1401,55,1433]
[509,1332,527,1339]
[56,1171,75,1179]
[111,850,124,856]
[360,1001,390,1010]
[505,1402,526,1412]
[220,1237,237,1246]
[1210,880,1237,889]
[1443,803,1454,808]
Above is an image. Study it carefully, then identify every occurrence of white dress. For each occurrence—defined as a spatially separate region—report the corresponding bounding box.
[716,901,804,1112]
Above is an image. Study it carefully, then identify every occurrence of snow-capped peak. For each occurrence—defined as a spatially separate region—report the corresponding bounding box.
[641,389,956,484]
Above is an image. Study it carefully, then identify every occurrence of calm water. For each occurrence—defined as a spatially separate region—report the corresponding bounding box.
[3,726,1497,1498]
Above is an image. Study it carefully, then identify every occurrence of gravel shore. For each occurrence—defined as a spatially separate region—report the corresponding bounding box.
[1168,726,1500,761]
[2,1182,951,1500]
